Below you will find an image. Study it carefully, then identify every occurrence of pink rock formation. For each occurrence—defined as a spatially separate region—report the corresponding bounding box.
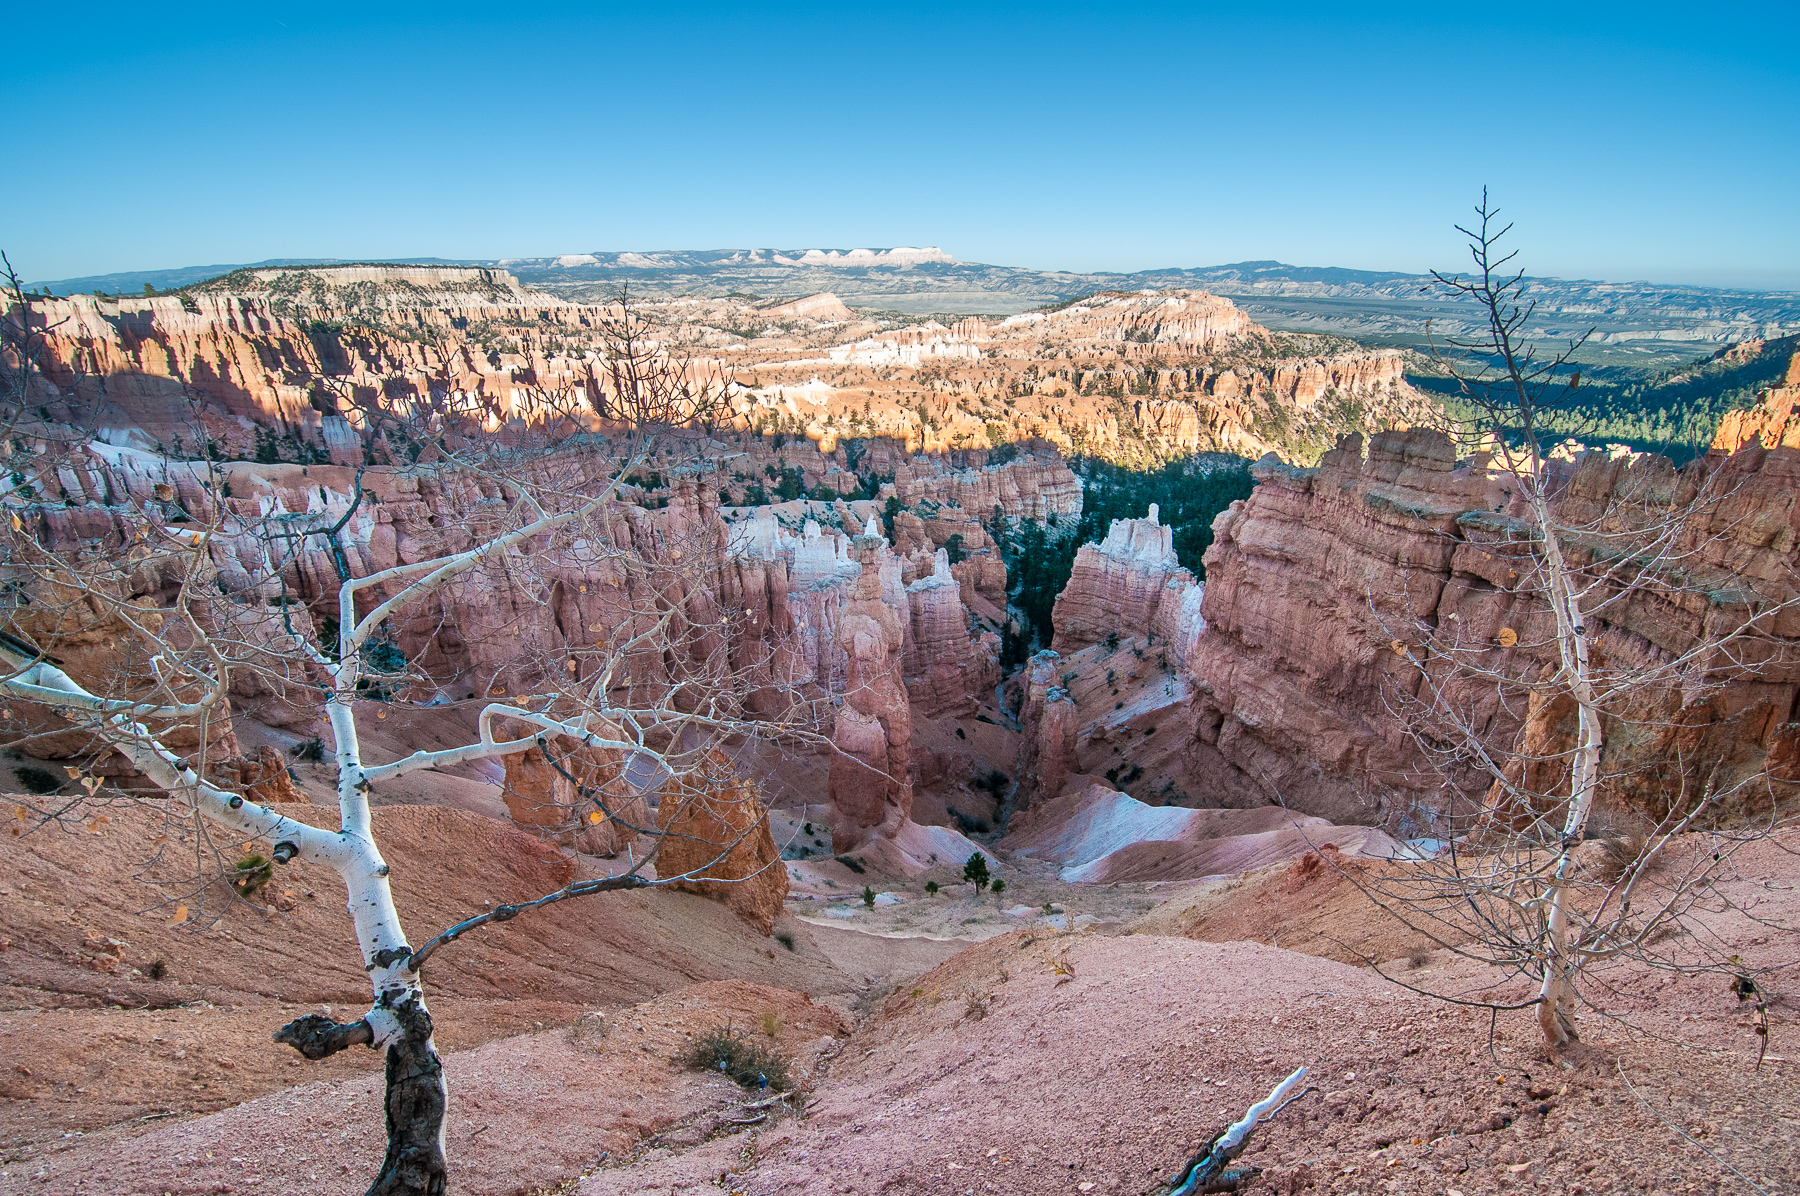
[904,549,1001,717]
[1013,651,1079,811]
[212,747,300,806]
[828,534,915,849]
[14,274,1114,858]
[1189,428,1800,827]
[498,738,646,857]
[1050,504,1205,659]
[655,754,789,935]
[889,453,1081,525]
[719,513,914,847]
[24,270,591,461]
[827,706,893,847]
[1712,349,1800,453]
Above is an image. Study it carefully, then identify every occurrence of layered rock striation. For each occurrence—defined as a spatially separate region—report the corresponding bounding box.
[1012,651,1080,811]
[905,549,1002,717]
[23,273,593,462]
[1188,428,1800,826]
[1713,349,1800,453]
[17,270,1413,476]
[1049,505,1205,658]
[12,424,1025,869]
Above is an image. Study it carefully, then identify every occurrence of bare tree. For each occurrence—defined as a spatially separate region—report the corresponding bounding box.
[0,283,818,1194]
[1354,196,1799,1050]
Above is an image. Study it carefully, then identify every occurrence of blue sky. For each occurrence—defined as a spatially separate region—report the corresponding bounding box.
[6,2,1797,288]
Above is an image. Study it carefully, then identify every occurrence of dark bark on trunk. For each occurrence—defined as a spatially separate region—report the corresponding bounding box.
[273,1014,374,1058]
[274,992,447,1196]
[1164,1125,1262,1195]
[368,990,447,1196]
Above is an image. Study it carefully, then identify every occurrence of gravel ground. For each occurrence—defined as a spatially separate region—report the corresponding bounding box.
[586,931,1798,1196]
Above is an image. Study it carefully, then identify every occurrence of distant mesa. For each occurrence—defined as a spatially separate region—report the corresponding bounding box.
[531,248,957,271]
[778,247,956,268]
[30,251,1795,356]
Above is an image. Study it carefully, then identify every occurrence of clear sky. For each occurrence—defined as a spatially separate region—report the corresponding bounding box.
[6,1,1797,289]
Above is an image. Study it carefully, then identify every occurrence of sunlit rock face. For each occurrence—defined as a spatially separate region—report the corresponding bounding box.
[1713,350,1800,453]
[655,753,790,935]
[1050,504,1205,659]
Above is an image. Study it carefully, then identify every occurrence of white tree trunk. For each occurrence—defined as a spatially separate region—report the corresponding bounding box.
[323,697,447,1193]
[1526,479,1601,1048]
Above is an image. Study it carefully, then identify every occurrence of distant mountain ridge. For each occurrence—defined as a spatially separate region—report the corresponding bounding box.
[29,258,477,297]
[29,251,1800,367]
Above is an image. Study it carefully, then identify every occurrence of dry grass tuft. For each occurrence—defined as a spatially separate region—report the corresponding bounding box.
[679,1023,790,1091]
[1592,827,1649,884]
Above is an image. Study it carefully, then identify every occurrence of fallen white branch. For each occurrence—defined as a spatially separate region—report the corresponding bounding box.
[1218,1065,1308,1153]
[1163,1065,1313,1196]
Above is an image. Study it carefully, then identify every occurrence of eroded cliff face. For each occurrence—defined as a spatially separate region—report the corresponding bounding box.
[14,424,1042,862]
[9,269,1092,861]
[1186,429,1800,828]
[23,273,595,462]
[905,549,1002,718]
[18,271,1415,479]
[1049,504,1205,658]
[1013,652,1079,811]
[1008,513,1204,812]
[718,289,1424,460]
[1713,350,1800,453]
[889,452,1083,526]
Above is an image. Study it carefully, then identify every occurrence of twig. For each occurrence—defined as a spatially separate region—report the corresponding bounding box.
[1615,1060,1769,1196]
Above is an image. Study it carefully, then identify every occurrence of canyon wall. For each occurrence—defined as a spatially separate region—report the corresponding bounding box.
[1713,349,1800,453]
[1013,651,1079,810]
[19,272,1416,481]
[10,423,1046,855]
[905,549,1002,717]
[1186,429,1800,827]
[23,278,597,462]
[1012,509,1205,813]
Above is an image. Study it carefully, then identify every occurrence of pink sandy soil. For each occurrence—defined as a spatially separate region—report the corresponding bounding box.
[579,931,1797,1196]
[5,824,1797,1196]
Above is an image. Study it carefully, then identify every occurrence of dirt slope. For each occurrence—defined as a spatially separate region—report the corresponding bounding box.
[1127,846,1439,966]
[0,799,856,1156]
[1002,785,1404,883]
[0,980,849,1196]
[585,929,1798,1195]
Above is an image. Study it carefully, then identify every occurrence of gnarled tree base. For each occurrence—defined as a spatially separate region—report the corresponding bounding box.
[274,991,447,1196]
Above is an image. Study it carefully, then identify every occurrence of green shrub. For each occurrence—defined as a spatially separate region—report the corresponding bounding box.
[232,853,273,898]
[680,1024,790,1091]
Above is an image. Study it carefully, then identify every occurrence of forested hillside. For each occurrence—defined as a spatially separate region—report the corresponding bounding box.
[1413,334,1797,460]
